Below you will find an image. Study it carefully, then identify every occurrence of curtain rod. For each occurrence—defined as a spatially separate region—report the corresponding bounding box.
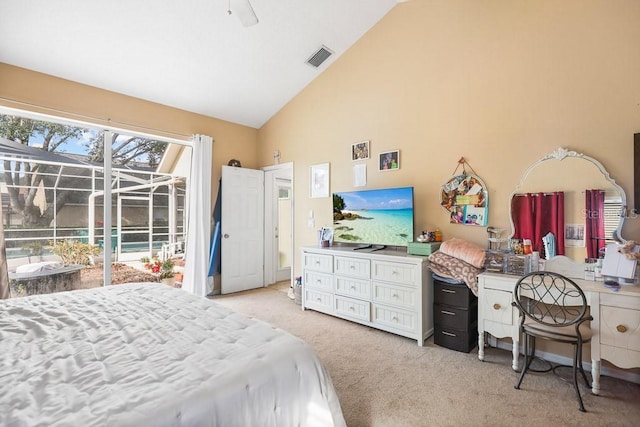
[0,96,192,139]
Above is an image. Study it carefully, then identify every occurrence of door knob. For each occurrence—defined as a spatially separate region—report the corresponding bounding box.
[224,233,229,238]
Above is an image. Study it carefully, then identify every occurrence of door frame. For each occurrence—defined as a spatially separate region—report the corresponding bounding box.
[263,162,294,286]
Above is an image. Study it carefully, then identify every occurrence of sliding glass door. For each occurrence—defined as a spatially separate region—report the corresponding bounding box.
[0,110,191,294]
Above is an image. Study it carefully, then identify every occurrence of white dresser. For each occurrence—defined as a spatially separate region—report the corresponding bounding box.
[302,246,433,346]
[477,271,640,394]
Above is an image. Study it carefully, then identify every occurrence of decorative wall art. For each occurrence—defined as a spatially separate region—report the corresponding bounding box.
[441,157,488,226]
[351,140,370,161]
[310,163,330,198]
[379,150,400,171]
[565,223,585,247]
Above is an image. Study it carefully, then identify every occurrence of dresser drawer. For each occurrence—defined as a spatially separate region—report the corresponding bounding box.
[372,282,417,310]
[372,260,417,286]
[480,288,515,325]
[600,305,640,353]
[334,256,371,278]
[372,304,417,333]
[335,276,371,300]
[335,295,370,322]
[303,253,333,273]
[434,325,477,353]
[304,270,333,292]
[434,279,475,308]
[304,289,334,314]
[434,303,477,330]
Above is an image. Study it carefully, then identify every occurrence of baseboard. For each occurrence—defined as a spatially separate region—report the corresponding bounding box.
[490,338,640,385]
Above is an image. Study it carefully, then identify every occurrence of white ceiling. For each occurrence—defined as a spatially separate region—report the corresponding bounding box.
[0,0,402,129]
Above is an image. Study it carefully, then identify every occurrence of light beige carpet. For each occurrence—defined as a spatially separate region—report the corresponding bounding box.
[213,282,640,427]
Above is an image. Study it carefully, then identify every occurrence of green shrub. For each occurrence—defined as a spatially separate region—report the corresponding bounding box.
[50,240,100,266]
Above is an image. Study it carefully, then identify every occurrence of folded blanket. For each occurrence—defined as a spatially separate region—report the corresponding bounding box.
[428,251,482,296]
[439,238,486,269]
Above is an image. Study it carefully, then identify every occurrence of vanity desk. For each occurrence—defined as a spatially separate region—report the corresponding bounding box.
[477,265,640,395]
[483,146,640,394]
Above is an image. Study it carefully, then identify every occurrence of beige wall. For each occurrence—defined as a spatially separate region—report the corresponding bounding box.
[258,0,640,273]
[0,63,259,203]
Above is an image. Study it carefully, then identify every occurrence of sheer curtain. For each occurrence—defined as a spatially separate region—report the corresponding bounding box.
[585,189,605,259]
[182,134,213,297]
[512,192,565,257]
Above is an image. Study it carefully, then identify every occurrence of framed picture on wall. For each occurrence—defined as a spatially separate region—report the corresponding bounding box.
[565,224,585,247]
[351,140,370,161]
[310,163,330,198]
[379,150,400,171]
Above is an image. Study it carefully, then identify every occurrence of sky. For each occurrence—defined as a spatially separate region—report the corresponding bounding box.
[30,129,97,155]
[336,187,414,211]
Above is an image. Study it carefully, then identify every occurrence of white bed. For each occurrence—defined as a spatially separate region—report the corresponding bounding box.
[0,283,345,426]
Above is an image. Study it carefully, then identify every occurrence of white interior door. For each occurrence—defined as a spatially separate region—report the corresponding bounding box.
[263,164,294,286]
[275,180,292,282]
[221,166,264,294]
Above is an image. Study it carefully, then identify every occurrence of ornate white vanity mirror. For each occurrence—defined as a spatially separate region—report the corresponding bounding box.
[508,147,627,279]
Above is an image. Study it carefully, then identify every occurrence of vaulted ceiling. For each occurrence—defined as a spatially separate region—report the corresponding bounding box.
[0,0,404,128]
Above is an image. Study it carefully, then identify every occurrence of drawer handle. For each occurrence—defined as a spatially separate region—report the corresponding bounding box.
[442,331,457,337]
[441,310,456,316]
[441,289,456,294]
[350,265,355,269]
[392,316,399,322]
[315,261,320,265]
[316,297,321,302]
[350,285,356,290]
[316,280,322,284]
[392,270,399,275]
[616,325,627,333]
[493,303,501,310]
[392,293,399,298]
[349,306,355,311]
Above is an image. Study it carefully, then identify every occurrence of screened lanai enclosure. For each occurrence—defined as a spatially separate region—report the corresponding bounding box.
[0,112,192,291]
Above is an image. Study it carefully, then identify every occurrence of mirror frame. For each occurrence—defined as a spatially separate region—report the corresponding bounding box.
[508,147,627,243]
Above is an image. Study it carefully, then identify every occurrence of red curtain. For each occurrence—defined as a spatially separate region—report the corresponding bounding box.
[512,192,565,257]
[585,189,605,259]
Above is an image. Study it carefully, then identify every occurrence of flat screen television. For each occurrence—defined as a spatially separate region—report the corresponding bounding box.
[332,186,414,247]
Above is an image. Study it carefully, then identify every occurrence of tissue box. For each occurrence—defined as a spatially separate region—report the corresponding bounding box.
[407,242,441,256]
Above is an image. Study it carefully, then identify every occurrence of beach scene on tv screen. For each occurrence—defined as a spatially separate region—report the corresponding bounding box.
[333,187,414,246]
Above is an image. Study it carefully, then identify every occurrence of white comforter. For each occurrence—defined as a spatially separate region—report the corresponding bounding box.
[0,283,345,427]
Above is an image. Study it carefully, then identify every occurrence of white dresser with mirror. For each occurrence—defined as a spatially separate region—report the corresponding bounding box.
[478,147,640,394]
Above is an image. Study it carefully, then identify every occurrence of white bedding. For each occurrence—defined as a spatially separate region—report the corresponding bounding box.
[0,283,345,426]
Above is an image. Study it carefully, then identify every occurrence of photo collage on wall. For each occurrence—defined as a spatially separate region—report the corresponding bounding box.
[441,173,488,226]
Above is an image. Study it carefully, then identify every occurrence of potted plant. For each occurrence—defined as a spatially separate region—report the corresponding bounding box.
[159,259,175,286]
[142,257,176,286]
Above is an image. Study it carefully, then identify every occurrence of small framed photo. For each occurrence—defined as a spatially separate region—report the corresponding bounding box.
[310,163,330,198]
[379,150,400,171]
[351,140,370,161]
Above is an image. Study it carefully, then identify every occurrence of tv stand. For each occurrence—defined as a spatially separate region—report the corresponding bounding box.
[353,244,372,251]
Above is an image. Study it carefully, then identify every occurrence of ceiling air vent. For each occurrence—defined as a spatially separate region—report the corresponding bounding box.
[306,45,333,68]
